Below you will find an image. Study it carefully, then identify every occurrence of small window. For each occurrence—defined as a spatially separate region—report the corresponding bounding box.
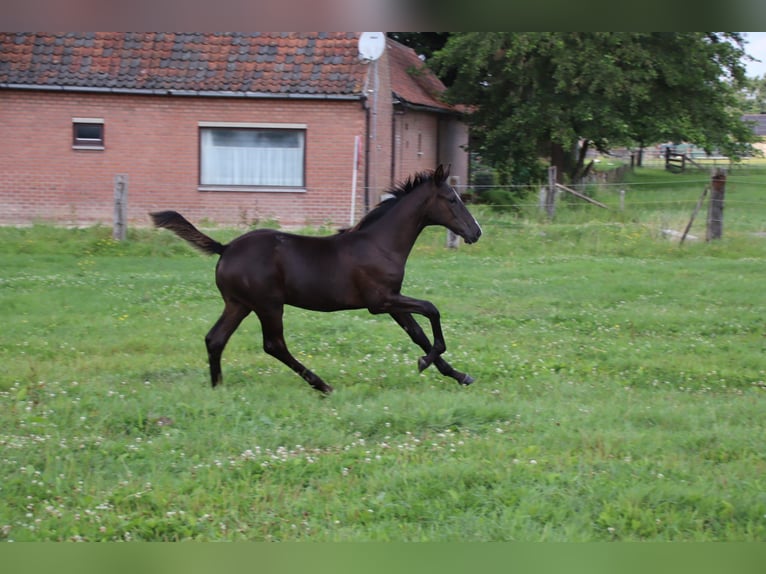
[72,118,104,149]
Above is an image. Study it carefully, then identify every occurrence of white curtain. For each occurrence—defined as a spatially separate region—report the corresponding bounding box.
[200,128,304,187]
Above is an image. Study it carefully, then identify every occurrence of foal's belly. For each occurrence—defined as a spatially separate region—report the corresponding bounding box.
[282,270,364,311]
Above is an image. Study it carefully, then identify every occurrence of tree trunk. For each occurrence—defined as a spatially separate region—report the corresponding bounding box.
[581,159,595,180]
[551,139,591,183]
[573,140,589,182]
[550,142,566,183]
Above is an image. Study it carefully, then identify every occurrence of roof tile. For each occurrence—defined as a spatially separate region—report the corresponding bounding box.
[0,33,455,113]
[387,38,454,112]
[0,32,368,96]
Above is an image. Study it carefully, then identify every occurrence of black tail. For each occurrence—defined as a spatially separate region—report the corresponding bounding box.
[150,211,226,256]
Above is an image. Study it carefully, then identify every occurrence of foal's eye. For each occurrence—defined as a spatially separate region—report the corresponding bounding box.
[448,196,458,204]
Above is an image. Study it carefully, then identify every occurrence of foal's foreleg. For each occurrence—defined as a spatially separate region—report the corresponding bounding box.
[257,308,333,394]
[390,312,474,386]
[369,294,446,373]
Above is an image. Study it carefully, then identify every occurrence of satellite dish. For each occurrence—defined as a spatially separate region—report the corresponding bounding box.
[359,32,385,62]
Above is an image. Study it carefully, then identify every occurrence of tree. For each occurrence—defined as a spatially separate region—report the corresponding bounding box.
[738,75,766,113]
[430,32,757,184]
[387,33,451,61]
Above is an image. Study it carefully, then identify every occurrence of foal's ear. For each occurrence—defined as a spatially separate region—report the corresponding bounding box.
[434,164,450,185]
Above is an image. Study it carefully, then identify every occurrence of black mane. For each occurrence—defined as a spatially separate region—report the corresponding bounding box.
[340,170,435,234]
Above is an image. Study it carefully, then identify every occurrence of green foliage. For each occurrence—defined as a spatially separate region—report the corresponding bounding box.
[387,33,451,61]
[431,32,756,183]
[737,74,766,114]
[474,188,518,212]
[472,169,495,189]
[1,173,765,541]
[471,162,518,210]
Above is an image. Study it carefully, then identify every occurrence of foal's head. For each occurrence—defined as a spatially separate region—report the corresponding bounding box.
[342,165,482,243]
[421,165,482,244]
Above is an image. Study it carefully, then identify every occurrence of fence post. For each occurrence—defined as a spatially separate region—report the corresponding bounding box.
[113,174,128,241]
[446,174,461,248]
[545,166,557,218]
[706,169,725,241]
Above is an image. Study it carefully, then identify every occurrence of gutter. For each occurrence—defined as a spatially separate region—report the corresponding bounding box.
[0,83,363,101]
[392,94,459,116]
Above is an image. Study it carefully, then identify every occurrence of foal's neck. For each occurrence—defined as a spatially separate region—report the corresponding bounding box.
[368,189,429,257]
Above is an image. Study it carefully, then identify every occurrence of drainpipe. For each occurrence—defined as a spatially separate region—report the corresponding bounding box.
[436,115,442,169]
[391,107,397,184]
[362,94,371,213]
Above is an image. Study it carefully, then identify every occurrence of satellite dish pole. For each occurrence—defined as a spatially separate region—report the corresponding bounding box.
[358,33,385,215]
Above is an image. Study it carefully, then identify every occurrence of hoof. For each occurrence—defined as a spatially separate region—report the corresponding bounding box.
[417,356,431,373]
[315,383,334,395]
[458,373,475,386]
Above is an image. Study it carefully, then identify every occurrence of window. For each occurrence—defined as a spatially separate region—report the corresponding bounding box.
[199,123,306,189]
[72,118,104,149]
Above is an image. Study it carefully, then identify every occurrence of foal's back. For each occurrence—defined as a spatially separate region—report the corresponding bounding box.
[215,229,379,312]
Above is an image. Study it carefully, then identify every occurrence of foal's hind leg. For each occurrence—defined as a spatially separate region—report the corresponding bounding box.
[205,301,250,387]
[390,312,475,386]
[256,307,333,394]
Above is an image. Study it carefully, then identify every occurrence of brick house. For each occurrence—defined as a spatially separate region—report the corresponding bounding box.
[0,32,468,228]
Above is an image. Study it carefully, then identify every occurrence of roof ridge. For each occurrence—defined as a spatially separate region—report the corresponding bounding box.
[386,36,455,113]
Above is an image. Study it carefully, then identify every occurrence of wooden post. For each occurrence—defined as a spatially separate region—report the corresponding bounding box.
[706,169,725,241]
[545,166,557,218]
[681,186,709,245]
[446,174,461,248]
[113,174,128,241]
[619,189,626,211]
[554,183,608,209]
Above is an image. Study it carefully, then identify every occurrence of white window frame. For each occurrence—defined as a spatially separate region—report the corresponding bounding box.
[72,117,105,150]
[198,122,307,192]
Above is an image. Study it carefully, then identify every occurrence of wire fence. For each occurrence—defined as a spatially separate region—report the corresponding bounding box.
[455,182,766,206]
[449,170,766,238]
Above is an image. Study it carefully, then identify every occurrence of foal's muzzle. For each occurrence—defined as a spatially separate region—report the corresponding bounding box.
[461,222,482,244]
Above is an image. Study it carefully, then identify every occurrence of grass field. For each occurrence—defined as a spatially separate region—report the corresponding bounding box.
[1,168,765,541]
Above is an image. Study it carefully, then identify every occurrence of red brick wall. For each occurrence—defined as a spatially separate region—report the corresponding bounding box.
[0,89,377,228]
[392,110,471,189]
[392,110,441,185]
[438,117,470,192]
